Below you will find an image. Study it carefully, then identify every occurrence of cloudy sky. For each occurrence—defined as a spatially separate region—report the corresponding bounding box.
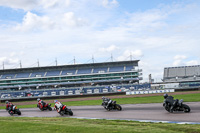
[0,0,200,82]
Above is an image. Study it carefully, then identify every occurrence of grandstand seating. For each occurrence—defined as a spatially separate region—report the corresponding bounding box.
[93,67,108,73]
[46,70,61,76]
[0,65,138,79]
[109,66,124,72]
[61,69,76,75]
[0,60,141,93]
[1,74,15,79]
[77,68,92,74]
[0,66,138,80]
[16,72,30,78]
[125,65,134,71]
[30,71,45,77]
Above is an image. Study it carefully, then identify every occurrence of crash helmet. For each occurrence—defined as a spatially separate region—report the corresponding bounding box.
[37,98,40,102]
[163,93,168,99]
[102,96,105,100]
[54,100,58,103]
[5,101,9,104]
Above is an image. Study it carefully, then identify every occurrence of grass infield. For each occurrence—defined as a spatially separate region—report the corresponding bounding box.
[0,117,199,133]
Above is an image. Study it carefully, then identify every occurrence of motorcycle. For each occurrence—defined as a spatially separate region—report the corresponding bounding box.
[163,98,190,113]
[37,102,52,111]
[6,105,21,116]
[55,105,73,116]
[102,100,122,111]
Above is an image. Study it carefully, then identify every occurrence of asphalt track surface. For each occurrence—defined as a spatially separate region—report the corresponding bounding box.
[0,102,200,123]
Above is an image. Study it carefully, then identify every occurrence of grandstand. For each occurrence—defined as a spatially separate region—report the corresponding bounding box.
[163,65,200,82]
[163,65,200,88]
[0,60,146,98]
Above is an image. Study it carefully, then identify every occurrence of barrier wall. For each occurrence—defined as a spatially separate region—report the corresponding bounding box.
[126,89,175,95]
[0,83,151,99]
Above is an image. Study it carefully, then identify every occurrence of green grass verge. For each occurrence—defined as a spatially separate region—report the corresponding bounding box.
[0,117,199,133]
[0,93,200,110]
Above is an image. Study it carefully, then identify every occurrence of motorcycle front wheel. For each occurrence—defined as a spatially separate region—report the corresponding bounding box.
[164,105,171,112]
[115,104,122,111]
[16,109,21,115]
[8,111,14,116]
[39,107,44,111]
[182,104,190,113]
[59,111,64,116]
[48,106,52,111]
[68,110,73,116]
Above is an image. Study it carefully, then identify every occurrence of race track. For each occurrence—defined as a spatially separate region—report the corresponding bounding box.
[0,102,200,123]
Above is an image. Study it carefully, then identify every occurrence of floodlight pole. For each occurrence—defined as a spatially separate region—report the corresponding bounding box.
[130,53,132,61]
[55,58,57,66]
[20,60,22,68]
[73,56,76,64]
[111,54,113,62]
[92,55,94,63]
[3,62,4,70]
[37,59,40,67]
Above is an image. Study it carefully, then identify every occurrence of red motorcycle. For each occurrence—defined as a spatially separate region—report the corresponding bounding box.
[55,105,73,116]
[37,102,52,111]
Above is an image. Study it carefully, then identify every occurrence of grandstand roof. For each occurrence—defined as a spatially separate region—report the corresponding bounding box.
[0,60,139,74]
[164,65,200,69]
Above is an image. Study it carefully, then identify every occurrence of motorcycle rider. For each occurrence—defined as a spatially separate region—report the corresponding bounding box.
[102,96,112,109]
[170,99,179,112]
[163,93,178,112]
[54,100,63,113]
[5,101,14,112]
[37,98,46,109]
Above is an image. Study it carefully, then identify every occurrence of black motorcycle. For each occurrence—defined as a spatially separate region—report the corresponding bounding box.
[163,98,190,113]
[7,105,21,116]
[102,100,122,111]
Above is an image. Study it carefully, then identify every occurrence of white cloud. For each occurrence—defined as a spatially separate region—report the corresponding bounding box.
[123,9,168,33]
[131,50,143,58]
[15,12,55,31]
[0,0,71,11]
[173,60,182,66]
[173,59,199,67]
[174,55,187,60]
[62,12,87,27]
[99,45,118,52]
[117,50,143,61]
[172,55,199,67]
[186,60,199,66]
[0,0,38,11]
[40,0,70,9]
[0,57,19,65]
[173,55,187,66]
[102,0,118,8]
[13,11,88,32]
[0,1,200,82]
